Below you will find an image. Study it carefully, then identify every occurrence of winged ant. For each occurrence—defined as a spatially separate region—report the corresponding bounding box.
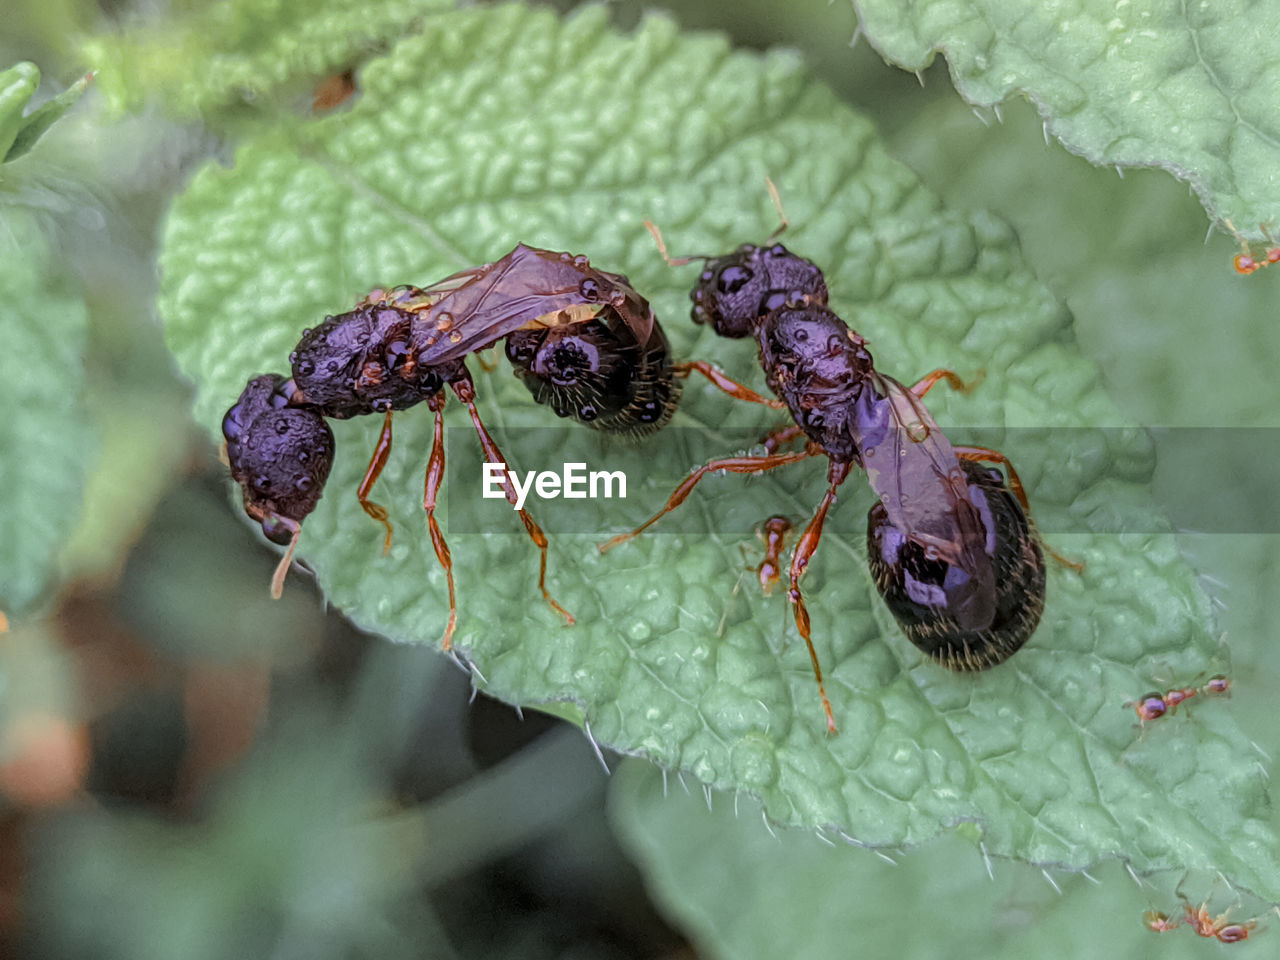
[224,244,680,649]
[602,191,1075,732]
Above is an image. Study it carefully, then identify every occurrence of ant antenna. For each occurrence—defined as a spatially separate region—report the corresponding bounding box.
[643,220,704,267]
[764,176,790,244]
[270,524,302,599]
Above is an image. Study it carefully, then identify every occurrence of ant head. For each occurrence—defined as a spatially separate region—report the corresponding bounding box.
[224,376,335,550]
[690,244,828,339]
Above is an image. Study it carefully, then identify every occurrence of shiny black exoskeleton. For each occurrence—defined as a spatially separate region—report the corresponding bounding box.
[755,303,873,464]
[505,311,679,436]
[222,244,681,642]
[288,302,463,418]
[222,373,335,545]
[690,243,828,338]
[867,461,1046,670]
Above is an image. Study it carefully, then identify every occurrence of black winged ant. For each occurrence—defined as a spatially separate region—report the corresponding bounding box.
[602,207,1075,732]
[224,244,680,649]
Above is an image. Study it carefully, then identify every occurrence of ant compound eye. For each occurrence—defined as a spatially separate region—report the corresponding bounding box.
[761,290,788,314]
[717,264,754,295]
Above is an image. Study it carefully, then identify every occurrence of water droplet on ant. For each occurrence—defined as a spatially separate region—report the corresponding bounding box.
[579,278,600,300]
[572,254,590,267]
[275,419,291,434]
[448,330,463,343]
[436,312,454,331]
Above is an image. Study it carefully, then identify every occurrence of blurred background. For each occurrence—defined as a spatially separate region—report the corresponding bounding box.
[2,0,1279,957]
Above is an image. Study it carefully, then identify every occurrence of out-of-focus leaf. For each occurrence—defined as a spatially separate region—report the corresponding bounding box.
[0,213,93,616]
[0,62,41,161]
[158,4,1277,895]
[3,70,91,163]
[610,759,1274,960]
[81,0,455,118]
[851,0,1280,246]
[30,704,427,960]
[0,62,91,164]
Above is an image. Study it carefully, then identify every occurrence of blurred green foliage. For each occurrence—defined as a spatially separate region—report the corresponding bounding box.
[1,0,1279,958]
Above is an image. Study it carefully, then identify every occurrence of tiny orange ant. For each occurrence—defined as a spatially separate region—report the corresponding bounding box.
[1170,872,1277,944]
[1226,220,1280,275]
[1142,909,1182,933]
[756,515,792,595]
[1124,673,1231,728]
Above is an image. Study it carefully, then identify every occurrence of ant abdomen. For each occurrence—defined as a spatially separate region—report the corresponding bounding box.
[866,461,1046,670]
[505,307,680,436]
[691,243,828,338]
[223,374,335,544]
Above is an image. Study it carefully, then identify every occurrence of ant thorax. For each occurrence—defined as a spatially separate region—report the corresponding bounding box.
[691,243,828,338]
[754,303,873,462]
[289,304,457,418]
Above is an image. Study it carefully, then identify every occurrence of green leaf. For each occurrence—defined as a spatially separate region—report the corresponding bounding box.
[3,70,92,163]
[0,62,91,164]
[850,0,1280,246]
[81,0,455,118]
[610,759,1271,960]
[0,62,41,161]
[158,4,1279,896]
[0,213,93,617]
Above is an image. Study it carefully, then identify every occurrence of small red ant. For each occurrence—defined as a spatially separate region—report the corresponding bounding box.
[1226,220,1280,275]
[1142,909,1182,933]
[755,516,791,596]
[1124,674,1230,728]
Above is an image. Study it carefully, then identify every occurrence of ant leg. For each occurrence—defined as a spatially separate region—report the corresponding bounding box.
[761,423,806,454]
[763,176,790,244]
[674,361,786,408]
[909,368,986,398]
[953,444,1084,573]
[356,409,396,554]
[450,377,574,627]
[643,220,707,267]
[268,518,302,600]
[422,392,457,651]
[787,460,852,735]
[598,448,817,553]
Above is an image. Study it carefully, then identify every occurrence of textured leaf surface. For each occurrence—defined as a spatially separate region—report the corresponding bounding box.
[611,760,1276,960]
[158,4,1279,894]
[851,0,1280,245]
[0,213,92,616]
[81,0,454,118]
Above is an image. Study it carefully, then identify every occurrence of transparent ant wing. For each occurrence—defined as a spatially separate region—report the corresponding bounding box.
[857,371,994,584]
[408,244,657,366]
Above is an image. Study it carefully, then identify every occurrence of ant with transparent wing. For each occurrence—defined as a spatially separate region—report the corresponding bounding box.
[224,245,680,648]
[602,189,1077,732]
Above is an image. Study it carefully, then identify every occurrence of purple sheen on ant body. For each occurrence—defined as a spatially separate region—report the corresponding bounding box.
[222,373,335,544]
[691,243,828,338]
[867,461,1045,670]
